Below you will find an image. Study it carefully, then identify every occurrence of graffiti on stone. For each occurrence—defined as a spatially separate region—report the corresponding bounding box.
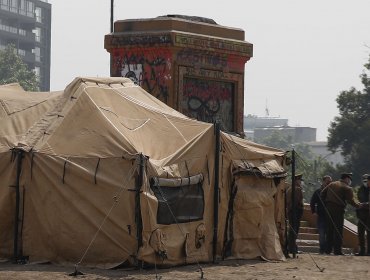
[182,77,234,131]
[121,64,143,84]
[174,34,253,55]
[176,50,247,73]
[176,50,228,69]
[108,34,172,47]
[112,49,171,103]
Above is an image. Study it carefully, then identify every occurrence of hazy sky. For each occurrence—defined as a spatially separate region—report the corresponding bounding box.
[47,0,370,141]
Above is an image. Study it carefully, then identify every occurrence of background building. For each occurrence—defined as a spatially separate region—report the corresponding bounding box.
[244,114,317,143]
[244,115,316,143]
[0,0,51,91]
[244,114,288,139]
[306,141,344,166]
[244,114,344,165]
[253,126,317,143]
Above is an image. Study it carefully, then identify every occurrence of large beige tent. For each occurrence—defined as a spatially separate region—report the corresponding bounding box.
[0,77,288,268]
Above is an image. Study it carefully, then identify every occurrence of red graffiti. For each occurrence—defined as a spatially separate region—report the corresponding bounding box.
[183,78,232,101]
[181,77,234,131]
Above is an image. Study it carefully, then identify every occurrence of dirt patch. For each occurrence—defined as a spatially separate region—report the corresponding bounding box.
[0,254,369,280]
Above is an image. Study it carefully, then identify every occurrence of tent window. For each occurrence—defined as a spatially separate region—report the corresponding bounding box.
[150,175,204,225]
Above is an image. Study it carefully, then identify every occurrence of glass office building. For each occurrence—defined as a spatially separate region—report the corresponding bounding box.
[0,0,51,91]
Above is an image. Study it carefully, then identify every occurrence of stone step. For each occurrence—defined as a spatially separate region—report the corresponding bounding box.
[297,239,319,247]
[296,245,320,254]
[298,233,319,240]
[300,220,310,227]
[297,218,354,254]
[300,227,318,234]
[297,245,354,255]
[297,236,354,255]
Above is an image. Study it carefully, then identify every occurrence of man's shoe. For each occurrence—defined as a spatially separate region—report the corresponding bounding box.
[334,252,344,255]
[355,251,365,256]
[325,249,332,255]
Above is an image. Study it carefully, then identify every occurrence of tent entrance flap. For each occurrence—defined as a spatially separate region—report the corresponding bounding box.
[150,174,204,225]
[222,175,284,260]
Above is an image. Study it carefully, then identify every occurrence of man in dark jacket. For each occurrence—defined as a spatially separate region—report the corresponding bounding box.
[310,175,332,254]
[356,174,370,256]
[321,173,360,255]
[286,174,304,254]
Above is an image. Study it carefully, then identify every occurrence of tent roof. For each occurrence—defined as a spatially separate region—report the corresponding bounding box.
[1,77,212,159]
[0,83,63,152]
[1,77,285,165]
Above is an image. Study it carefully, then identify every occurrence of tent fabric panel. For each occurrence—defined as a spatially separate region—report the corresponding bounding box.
[67,78,185,119]
[0,91,62,116]
[230,176,285,261]
[109,83,187,119]
[0,151,17,259]
[85,84,211,160]
[139,150,215,265]
[139,183,212,266]
[21,154,138,268]
[0,83,25,92]
[35,91,137,158]
[221,132,285,160]
[0,94,63,152]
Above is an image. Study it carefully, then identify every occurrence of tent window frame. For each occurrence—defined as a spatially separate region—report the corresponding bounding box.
[150,174,205,225]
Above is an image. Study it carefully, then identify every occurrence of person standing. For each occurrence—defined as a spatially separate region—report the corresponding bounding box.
[286,174,304,254]
[321,173,360,255]
[310,175,332,254]
[356,174,370,256]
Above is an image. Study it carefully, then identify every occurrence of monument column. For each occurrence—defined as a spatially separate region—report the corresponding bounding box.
[105,15,253,135]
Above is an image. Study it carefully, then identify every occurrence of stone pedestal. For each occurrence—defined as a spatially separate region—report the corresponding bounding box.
[105,15,253,134]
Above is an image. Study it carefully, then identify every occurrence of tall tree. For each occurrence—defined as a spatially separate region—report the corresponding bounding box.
[0,44,39,91]
[328,54,370,183]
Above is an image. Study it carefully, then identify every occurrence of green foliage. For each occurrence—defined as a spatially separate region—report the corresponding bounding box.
[0,44,39,91]
[328,54,370,185]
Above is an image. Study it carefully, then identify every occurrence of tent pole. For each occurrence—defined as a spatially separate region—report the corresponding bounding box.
[284,179,289,257]
[109,0,114,77]
[212,121,220,263]
[290,149,296,258]
[135,153,144,267]
[13,149,23,263]
[110,0,114,33]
